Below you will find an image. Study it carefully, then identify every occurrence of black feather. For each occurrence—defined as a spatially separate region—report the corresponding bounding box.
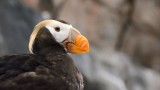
[56,20,70,25]
[0,26,83,90]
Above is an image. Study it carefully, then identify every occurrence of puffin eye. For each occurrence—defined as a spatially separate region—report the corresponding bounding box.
[55,27,60,32]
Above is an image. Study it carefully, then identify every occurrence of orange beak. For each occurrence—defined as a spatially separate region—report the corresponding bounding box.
[66,27,90,54]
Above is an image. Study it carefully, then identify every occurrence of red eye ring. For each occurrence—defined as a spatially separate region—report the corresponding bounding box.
[55,27,60,32]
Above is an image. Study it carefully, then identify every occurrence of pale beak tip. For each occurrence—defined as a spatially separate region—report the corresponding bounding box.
[82,41,90,53]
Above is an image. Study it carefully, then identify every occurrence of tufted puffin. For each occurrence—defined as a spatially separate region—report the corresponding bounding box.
[0,20,89,90]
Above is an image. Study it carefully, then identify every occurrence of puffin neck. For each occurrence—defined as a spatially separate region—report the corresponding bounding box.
[35,45,67,55]
[32,27,67,55]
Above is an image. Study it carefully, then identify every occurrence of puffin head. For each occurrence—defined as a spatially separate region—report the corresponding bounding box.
[29,20,89,54]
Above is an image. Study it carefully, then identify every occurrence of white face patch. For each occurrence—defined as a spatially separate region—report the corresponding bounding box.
[46,21,72,43]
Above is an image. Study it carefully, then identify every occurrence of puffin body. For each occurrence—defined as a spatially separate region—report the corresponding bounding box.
[0,20,89,90]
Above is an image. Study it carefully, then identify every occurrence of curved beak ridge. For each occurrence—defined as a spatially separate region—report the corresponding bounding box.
[66,28,90,54]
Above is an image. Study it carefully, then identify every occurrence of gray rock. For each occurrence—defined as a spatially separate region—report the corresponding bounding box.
[0,0,41,55]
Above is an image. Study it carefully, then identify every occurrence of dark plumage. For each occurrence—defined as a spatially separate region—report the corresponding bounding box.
[0,53,83,90]
[0,20,90,90]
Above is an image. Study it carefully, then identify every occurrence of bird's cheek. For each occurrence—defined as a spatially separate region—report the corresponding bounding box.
[66,34,89,54]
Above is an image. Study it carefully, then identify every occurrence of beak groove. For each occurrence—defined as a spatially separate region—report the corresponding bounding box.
[66,28,89,54]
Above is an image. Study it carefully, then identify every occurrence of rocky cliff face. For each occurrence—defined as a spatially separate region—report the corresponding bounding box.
[0,0,160,90]
[56,0,160,90]
[0,0,41,55]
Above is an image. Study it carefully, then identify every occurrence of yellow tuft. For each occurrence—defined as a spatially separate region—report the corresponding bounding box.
[28,20,56,54]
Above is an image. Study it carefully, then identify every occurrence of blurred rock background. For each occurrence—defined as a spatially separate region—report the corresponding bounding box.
[0,0,160,90]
